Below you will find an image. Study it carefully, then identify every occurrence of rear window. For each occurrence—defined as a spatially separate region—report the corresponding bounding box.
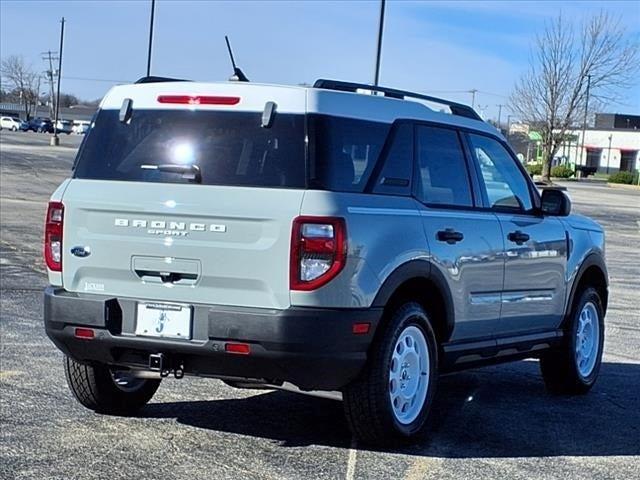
[73,109,307,188]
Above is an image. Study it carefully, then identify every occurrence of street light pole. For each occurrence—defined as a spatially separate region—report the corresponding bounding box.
[606,134,612,174]
[469,89,478,109]
[51,17,65,147]
[373,0,386,87]
[146,0,156,77]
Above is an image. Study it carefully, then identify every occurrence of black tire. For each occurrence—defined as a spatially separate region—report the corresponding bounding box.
[540,287,604,394]
[64,355,161,414]
[342,302,438,446]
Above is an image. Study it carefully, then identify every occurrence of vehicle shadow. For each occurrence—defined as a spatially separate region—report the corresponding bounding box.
[141,360,640,457]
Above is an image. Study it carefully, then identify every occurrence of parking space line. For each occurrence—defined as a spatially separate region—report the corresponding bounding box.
[345,437,358,480]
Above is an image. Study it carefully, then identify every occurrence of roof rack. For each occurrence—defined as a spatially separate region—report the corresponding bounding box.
[313,79,482,121]
[135,76,191,84]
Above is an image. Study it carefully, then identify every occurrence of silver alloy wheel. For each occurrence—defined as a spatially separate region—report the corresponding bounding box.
[389,325,430,425]
[576,302,600,378]
[110,370,146,393]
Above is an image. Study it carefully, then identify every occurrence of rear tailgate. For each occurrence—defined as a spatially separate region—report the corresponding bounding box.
[61,180,302,309]
[56,82,309,309]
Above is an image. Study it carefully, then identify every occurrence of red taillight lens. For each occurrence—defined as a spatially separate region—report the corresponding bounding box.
[157,95,240,105]
[290,216,347,291]
[44,201,64,272]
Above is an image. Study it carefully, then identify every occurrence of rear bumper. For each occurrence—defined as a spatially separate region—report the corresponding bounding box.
[44,287,382,390]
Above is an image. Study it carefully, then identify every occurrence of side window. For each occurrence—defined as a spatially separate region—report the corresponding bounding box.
[467,134,533,211]
[415,126,473,207]
[373,123,412,195]
[309,115,390,192]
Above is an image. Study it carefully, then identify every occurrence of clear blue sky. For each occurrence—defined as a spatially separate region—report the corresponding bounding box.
[1,0,638,121]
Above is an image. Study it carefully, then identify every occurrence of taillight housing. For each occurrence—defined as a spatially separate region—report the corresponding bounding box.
[290,216,347,291]
[44,201,64,271]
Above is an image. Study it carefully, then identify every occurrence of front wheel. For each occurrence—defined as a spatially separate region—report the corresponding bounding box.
[540,287,605,394]
[64,356,161,414]
[342,302,438,446]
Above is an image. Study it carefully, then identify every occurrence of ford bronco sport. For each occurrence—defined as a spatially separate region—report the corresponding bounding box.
[44,78,608,446]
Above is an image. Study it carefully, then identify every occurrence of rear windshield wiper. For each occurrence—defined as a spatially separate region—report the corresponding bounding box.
[141,164,202,183]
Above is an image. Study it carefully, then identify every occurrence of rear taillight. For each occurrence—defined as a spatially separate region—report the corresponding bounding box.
[44,201,64,271]
[290,216,346,291]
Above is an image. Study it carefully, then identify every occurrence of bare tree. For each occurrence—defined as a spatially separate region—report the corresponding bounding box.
[0,55,40,120]
[509,12,639,181]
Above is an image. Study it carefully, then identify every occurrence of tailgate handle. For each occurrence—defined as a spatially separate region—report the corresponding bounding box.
[135,269,198,285]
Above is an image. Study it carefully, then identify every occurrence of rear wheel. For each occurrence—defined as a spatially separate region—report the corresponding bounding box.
[540,287,604,394]
[342,302,438,446]
[64,356,161,414]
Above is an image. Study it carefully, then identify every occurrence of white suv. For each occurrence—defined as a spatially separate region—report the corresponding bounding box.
[0,116,22,131]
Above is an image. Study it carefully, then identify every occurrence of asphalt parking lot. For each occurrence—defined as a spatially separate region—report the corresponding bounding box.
[1,130,639,480]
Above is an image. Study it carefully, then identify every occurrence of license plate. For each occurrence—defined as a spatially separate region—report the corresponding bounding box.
[135,302,192,339]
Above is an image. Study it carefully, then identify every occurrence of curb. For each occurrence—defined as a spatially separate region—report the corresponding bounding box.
[607,183,640,190]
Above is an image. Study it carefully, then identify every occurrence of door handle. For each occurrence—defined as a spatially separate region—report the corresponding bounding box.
[508,230,530,245]
[437,229,464,244]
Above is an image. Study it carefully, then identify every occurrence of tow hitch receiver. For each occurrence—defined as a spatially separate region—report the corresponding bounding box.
[149,353,184,379]
[149,353,165,373]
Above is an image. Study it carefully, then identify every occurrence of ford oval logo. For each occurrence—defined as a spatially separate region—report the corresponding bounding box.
[70,246,91,258]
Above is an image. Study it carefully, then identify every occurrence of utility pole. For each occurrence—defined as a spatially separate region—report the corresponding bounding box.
[41,50,58,118]
[146,0,156,77]
[469,89,478,109]
[578,74,591,168]
[51,17,65,146]
[373,0,386,86]
[497,104,504,130]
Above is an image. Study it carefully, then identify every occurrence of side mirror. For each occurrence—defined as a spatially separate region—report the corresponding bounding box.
[541,188,571,216]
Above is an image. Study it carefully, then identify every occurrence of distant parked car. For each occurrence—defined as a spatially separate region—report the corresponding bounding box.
[72,120,90,134]
[25,118,54,133]
[55,119,73,135]
[0,116,22,131]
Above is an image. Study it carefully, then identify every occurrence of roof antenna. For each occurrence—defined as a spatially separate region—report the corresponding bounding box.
[225,35,249,82]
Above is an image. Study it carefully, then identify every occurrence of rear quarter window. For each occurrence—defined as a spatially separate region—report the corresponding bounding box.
[308,115,391,192]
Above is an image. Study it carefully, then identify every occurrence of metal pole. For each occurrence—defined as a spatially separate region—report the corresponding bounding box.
[52,18,64,146]
[497,104,503,130]
[373,0,386,86]
[578,74,591,168]
[469,89,477,109]
[606,134,612,174]
[146,0,156,77]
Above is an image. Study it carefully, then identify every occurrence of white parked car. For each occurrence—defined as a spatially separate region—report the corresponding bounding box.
[0,116,22,131]
[55,119,73,134]
[72,120,90,135]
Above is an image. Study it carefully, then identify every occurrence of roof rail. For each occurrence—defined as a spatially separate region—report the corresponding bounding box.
[313,79,482,121]
[135,76,191,84]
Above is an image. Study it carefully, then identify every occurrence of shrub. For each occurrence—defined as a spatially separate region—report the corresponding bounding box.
[526,163,543,176]
[550,165,574,178]
[608,171,638,185]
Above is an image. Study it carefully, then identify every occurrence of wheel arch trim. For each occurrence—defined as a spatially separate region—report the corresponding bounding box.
[565,252,608,318]
[371,259,455,341]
